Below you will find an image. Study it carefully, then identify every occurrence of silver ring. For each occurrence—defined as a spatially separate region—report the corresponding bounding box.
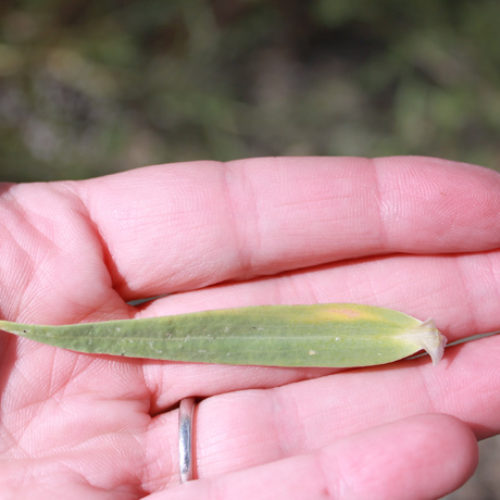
[178,397,196,483]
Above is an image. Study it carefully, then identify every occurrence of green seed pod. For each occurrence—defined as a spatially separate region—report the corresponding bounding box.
[0,304,446,367]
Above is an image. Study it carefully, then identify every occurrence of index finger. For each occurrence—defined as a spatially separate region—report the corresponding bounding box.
[77,156,500,299]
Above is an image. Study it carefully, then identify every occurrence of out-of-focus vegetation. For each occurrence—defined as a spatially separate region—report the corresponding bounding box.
[1,0,500,181]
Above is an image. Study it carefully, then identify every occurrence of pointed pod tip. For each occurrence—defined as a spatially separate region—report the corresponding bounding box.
[418,319,447,365]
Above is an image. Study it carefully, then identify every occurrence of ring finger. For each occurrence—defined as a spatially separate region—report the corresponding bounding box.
[145,333,499,487]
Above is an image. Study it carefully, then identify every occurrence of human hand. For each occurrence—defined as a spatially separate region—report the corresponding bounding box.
[0,156,498,499]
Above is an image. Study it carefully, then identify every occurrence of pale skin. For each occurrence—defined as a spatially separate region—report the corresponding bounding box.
[0,156,499,499]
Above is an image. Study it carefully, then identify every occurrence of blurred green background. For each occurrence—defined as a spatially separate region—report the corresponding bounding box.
[2,0,500,182]
[0,1,499,498]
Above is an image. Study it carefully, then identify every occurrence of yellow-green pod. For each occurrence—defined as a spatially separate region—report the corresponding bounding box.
[0,304,446,367]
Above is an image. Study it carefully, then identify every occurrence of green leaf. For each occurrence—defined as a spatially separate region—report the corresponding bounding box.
[0,303,447,367]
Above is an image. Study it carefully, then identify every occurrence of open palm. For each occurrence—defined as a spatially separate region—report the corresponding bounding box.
[1,156,498,499]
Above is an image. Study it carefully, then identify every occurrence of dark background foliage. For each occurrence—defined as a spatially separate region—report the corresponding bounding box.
[0,1,499,498]
[1,0,500,181]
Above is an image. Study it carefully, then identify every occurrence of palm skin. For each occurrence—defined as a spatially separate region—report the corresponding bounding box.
[0,156,499,499]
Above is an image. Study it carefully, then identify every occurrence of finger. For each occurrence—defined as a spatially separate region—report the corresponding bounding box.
[141,250,500,342]
[145,334,498,482]
[76,157,500,298]
[145,414,477,500]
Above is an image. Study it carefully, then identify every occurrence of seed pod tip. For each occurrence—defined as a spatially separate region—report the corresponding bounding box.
[417,319,447,365]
